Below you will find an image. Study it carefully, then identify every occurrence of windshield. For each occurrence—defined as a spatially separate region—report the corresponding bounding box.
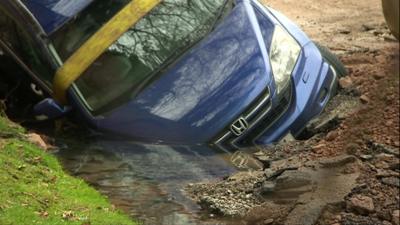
[50,0,233,114]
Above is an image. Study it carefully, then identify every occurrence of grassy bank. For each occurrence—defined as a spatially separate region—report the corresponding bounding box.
[0,116,137,225]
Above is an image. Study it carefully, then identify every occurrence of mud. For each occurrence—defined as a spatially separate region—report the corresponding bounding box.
[186,142,363,225]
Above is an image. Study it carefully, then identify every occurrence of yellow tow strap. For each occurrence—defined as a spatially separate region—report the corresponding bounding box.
[53,0,161,104]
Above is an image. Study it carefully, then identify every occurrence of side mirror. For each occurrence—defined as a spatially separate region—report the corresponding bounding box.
[34,98,71,121]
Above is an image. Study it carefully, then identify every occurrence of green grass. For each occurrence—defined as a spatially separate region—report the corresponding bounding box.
[0,117,137,225]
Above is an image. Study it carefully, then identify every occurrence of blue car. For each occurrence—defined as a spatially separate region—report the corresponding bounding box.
[0,0,346,151]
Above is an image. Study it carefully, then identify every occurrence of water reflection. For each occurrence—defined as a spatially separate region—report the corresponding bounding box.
[55,136,238,225]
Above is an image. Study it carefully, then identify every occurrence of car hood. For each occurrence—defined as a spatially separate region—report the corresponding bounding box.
[94,2,276,144]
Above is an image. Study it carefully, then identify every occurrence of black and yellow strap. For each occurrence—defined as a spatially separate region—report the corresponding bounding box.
[52,0,161,104]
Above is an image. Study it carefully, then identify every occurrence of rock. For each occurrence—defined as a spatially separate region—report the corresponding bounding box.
[392,210,399,225]
[370,142,400,157]
[270,157,301,171]
[284,200,325,225]
[27,133,49,150]
[227,171,262,182]
[383,34,398,42]
[382,221,393,225]
[385,120,394,127]
[245,202,291,225]
[261,181,276,194]
[352,184,368,194]
[253,154,271,168]
[374,160,390,169]
[376,169,399,178]
[264,169,275,178]
[305,112,341,137]
[361,24,374,32]
[347,195,375,215]
[341,87,362,98]
[275,170,312,189]
[275,185,313,198]
[372,73,385,80]
[374,152,397,162]
[263,218,274,225]
[313,143,327,153]
[359,154,374,161]
[338,29,351,34]
[341,213,383,225]
[326,131,339,141]
[381,177,400,187]
[339,77,353,89]
[372,30,383,36]
[382,145,399,157]
[345,143,359,155]
[319,155,357,168]
[389,162,400,171]
[265,167,300,182]
[359,95,370,104]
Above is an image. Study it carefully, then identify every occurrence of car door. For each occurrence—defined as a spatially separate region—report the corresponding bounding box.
[0,8,54,94]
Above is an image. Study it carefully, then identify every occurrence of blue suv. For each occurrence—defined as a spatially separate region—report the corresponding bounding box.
[0,0,346,151]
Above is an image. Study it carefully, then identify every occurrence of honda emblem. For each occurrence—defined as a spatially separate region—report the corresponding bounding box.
[231,117,249,136]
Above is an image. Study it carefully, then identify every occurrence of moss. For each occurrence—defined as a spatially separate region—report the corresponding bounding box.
[0,117,137,225]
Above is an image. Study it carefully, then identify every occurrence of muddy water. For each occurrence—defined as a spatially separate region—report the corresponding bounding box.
[54,134,239,225]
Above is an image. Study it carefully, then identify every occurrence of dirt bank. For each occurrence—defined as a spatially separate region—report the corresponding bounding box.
[186,0,399,224]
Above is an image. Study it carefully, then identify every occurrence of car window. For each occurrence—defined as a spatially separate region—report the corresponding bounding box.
[0,10,21,55]
[51,0,131,61]
[0,9,54,86]
[51,0,233,114]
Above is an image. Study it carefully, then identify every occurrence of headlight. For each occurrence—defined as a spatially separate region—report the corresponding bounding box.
[270,26,301,94]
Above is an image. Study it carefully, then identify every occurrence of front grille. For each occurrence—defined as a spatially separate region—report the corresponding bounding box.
[212,85,292,152]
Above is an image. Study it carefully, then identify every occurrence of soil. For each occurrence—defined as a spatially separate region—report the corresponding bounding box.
[186,0,400,224]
